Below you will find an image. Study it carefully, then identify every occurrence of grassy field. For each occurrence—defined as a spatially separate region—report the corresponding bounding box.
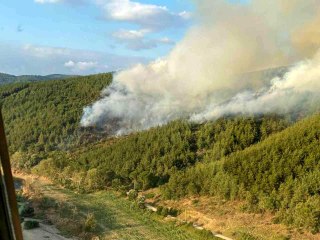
[67,191,218,240]
[19,174,219,240]
[18,174,320,240]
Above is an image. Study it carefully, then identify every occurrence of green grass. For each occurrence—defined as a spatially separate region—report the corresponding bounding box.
[45,184,219,240]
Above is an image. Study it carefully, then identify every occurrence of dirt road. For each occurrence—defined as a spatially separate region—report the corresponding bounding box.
[22,219,70,240]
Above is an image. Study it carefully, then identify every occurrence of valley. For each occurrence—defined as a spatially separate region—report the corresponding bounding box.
[1,74,319,240]
[2,1,320,240]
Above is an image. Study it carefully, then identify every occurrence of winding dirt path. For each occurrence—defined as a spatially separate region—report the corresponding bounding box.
[15,174,73,240]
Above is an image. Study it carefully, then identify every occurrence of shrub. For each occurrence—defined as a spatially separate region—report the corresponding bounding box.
[83,168,106,192]
[292,198,320,233]
[156,206,179,217]
[83,213,97,232]
[145,193,155,199]
[160,207,169,217]
[127,189,138,201]
[157,206,163,215]
[111,179,122,190]
[19,204,34,218]
[24,220,40,230]
[168,208,180,217]
[137,195,146,209]
[39,197,57,210]
[16,191,26,203]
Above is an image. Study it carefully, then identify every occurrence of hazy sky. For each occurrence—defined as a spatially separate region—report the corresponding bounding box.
[0,0,194,75]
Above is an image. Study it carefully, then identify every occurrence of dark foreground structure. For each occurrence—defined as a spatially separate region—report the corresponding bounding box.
[0,109,23,240]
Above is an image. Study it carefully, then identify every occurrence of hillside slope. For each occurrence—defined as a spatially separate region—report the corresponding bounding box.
[0,72,76,85]
[2,72,319,235]
[33,115,289,191]
[164,114,320,232]
[33,113,320,232]
[0,73,112,158]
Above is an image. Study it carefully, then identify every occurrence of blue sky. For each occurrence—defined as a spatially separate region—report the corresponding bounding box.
[0,0,194,75]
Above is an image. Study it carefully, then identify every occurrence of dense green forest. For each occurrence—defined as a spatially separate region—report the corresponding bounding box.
[33,113,320,232]
[0,73,112,167]
[35,115,288,190]
[163,114,320,232]
[1,73,319,233]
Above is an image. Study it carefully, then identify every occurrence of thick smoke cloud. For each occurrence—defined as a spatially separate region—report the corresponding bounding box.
[191,51,320,122]
[81,0,320,135]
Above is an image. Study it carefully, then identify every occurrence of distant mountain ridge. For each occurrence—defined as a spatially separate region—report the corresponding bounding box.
[0,72,77,85]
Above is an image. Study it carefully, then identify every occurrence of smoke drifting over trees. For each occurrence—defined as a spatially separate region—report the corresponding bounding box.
[81,0,320,134]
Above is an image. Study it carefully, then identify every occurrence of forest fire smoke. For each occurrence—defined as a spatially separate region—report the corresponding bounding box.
[81,0,320,135]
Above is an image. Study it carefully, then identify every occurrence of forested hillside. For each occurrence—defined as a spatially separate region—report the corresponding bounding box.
[33,115,288,190]
[1,73,319,234]
[163,114,320,233]
[33,113,320,232]
[0,72,75,85]
[0,73,112,165]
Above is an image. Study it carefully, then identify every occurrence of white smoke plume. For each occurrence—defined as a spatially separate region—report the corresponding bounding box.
[81,0,320,135]
[192,51,320,122]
